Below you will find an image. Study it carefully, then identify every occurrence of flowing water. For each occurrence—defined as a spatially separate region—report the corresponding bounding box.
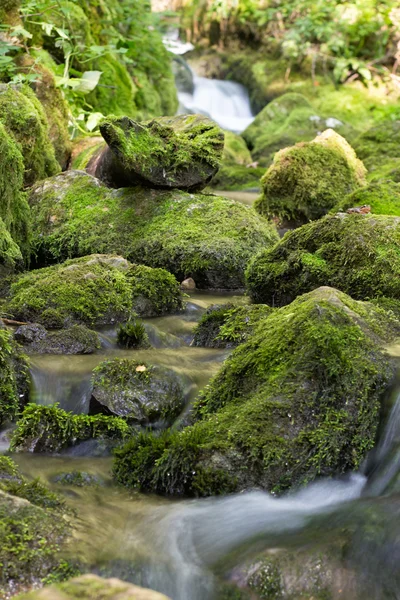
[4,291,400,599]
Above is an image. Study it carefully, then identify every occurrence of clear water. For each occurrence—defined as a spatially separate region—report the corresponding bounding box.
[4,291,400,599]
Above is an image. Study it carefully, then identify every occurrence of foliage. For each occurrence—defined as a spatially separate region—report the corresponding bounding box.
[117,319,150,349]
[0,328,28,427]
[178,0,400,85]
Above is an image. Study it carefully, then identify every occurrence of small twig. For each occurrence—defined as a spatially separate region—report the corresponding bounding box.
[2,318,27,326]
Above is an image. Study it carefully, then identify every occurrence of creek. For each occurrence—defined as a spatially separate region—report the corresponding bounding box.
[3,290,400,599]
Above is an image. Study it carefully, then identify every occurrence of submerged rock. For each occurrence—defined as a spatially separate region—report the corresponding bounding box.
[90,359,186,426]
[246,213,400,306]
[18,574,172,600]
[255,129,366,225]
[85,114,224,191]
[29,171,279,289]
[14,323,101,355]
[113,287,398,496]
[6,254,183,327]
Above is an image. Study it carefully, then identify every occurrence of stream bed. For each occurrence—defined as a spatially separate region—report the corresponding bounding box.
[3,291,400,600]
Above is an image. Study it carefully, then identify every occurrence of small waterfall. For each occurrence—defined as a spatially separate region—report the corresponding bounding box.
[30,357,94,414]
[178,77,254,133]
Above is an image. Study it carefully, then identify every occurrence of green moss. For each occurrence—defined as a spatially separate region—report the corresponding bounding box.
[10,403,130,453]
[99,113,224,190]
[354,120,400,173]
[246,213,400,306]
[6,254,135,327]
[334,181,400,216]
[256,130,366,224]
[0,84,60,186]
[0,328,29,427]
[193,303,273,348]
[127,264,183,316]
[29,172,279,289]
[0,122,30,255]
[87,54,137,117]
[0,217,24,276]
[222,131,252,165]
[0,488,69,595]
[114,287,397,496]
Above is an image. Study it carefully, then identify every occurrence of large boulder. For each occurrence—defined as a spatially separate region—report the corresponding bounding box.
[90,359,186,426]
[29,171,279,289]
[10,403,129,453]
[85,114,224,191]
[18,574,172,600]
[246,213,400,306]
[255,129,367,225]
[113,287,398,496]
[6,254,183,327]
[0,84,60,186]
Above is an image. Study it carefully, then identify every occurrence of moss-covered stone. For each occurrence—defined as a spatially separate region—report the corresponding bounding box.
[128,264,183,317]
[29,171,279,289]
[255,129,366,225]
[0,327,29,427]
[0,216,24,276]
[222,131,252,165]
[210,164,266,191]
[113,287,398,496]
[6,254,134,327]
[14,323,101,355]
[242,93,354,167]
[90,359,186,426]
[92,114,224,191]
[0,84,60,186]
[193,303,273,348]
[17,574,172,600]
[334,181,400,216]
[354,119,400,174]
[246,213,400,306]
[117,319,150,349]
[0,121,30,255]
[10,403,130,453]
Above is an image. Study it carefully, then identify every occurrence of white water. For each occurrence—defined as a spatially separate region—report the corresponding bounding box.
[178,77,255,133]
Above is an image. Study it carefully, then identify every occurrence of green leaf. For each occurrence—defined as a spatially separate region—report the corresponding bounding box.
[10,26,33,40]
[86,112,104,132]
[72,70,102,93]
[54,27,69,40]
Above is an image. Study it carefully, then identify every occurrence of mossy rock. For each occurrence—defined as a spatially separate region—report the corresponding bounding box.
[87,53,138,118]
[334,180,400,216]
[0,122,30,255]
[90,359,186,426]
[6,254,134,327]
[10,403,130,453]
[0,216,24,276]
[0,327,29,427]
[19,50,72,169]
[17,574,172,600]
[0,84,60,186]
[242,93,354,167]
[6,253,182,326]
[14,323,101,355]
[113,287,398,496]
[246,213,400,306]
[255,129,367,225]
[91,114,224,192]
[222,131,252,165]
[29,171,279,289]
[53,471,104,487]
[193,303,273,348]
[354,119,400,173]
